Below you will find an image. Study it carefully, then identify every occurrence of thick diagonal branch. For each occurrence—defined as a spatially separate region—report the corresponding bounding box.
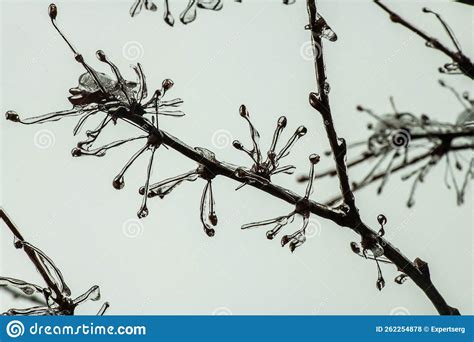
[112,73,460,314]
[305,0,459,315]
[160,131,350,227]
[153,124,457,314]
[306,1,356,213]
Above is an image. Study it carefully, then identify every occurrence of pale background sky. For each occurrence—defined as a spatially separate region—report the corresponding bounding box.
[1,0,472,315]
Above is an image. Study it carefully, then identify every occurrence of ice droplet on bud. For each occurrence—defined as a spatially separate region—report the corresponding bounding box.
[277,116,287,128]
[13,237,23,249]
[48,4,58,20]
[113,176,125,190]
[209,213,218,226]
[296,126,308,136]
[71,148,82,157]
[162,79,174,91]
[5,110,20,122]
[323,82,331,95]
[395,274,408,285]
[205,227,215,237]
[232,140,244,150]
[377,214,387,227]
[239,104,248,118]
[281,235,291,247]
[96,50,106,61]
[309,153,320,164]
[137,206,149,219]
[376,276,385,291]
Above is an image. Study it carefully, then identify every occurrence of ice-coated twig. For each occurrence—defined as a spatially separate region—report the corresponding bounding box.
[129,0,224,26]
[350,215,391,291]
[374,0,474,79]
[5,4,184,219]
[233,105,307,185]
[305,0,460,315]
[241,154,320,252]
[307,84,474,207]
[5,1,463,316]
[129,0,295,26]
[142,147,219,236]
[0,208,108,316]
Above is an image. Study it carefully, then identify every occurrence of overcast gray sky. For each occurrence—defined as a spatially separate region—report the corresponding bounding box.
[1,0,472,315]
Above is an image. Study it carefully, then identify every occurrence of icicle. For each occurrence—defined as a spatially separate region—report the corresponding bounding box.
[377,214,387,237]
[137,146,157,218]
[112,144,149,190]
[73,285,101,306]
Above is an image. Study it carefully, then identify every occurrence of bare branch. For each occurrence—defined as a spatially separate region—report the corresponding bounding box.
[0,208,108,316]
[305,0,460,315]
[374,0,474,79]
[4,1,464,316]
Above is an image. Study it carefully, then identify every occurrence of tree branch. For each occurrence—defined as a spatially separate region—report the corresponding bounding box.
[161,131,350,227]
[4,1,463,315]
[1,208,109,316]
[322,143,474,206]
[374,0,474,79]
[304,0,460,315]
[156,96,459,315]
[1,208,65,304]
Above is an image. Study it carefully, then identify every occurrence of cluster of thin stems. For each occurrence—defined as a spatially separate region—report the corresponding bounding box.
[374,0,473,79]
[301,81,474,207]
[129,0,295,26]
[3,1,466,316]
[0,209,108,316]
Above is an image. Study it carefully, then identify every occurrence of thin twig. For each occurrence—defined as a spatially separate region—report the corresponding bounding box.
[0,287,46,306]
[374,0,474,79]
[1,208,108,315]
[323,143,474,206]
[0,208,66,305]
